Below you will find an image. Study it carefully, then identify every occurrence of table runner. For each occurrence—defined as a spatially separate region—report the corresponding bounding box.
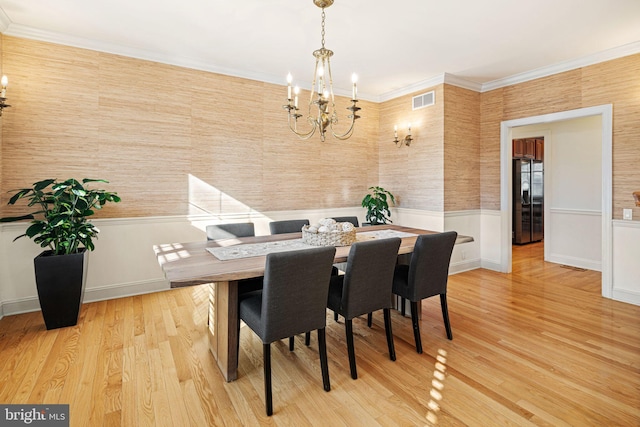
[206,229,418,261]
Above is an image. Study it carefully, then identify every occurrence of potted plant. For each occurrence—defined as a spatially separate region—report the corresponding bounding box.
[0,178,120,329]
[361,186,396,225]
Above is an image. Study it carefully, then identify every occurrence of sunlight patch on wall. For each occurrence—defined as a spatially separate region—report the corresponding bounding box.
[187,174,270,228]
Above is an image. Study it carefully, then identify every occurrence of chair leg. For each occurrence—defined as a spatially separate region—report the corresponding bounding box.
[334,312,339,322]
[410,301,423,354]
[367,313,372,328]
[237,318,242,364]
[317,328,331,391]
[305,332,311,346]
[289,336,294,351]
[345,319,358,379]
[383,308,396,361]
[263,343,273,416]
[440,293,453,340]
[401,298,406,316]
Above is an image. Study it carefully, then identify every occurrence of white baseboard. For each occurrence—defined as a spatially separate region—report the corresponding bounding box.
[0,278,170,317]
[0,296,39,317]
[612,289,640,306]
[480,259,503,272]
[450,258,481,274]
[83,278,170,303]
[547,253,602,272]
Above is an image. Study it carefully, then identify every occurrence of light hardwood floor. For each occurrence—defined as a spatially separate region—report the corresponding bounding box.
[1,242,639,426]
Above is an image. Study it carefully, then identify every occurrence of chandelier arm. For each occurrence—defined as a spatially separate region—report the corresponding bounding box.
[286,110,317,140]
[329,117,356,140]
[329,102,361,140]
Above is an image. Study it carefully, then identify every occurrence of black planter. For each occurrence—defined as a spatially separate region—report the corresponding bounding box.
[34,249,88,330]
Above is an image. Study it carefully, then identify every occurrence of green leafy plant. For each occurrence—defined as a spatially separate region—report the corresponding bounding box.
[361,186,396,225]
[0,178,121,255]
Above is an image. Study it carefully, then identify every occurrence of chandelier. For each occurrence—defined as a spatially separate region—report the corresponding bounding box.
[283,0,360,142]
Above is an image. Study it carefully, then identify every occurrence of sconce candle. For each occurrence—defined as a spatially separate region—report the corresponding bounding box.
[286,73,292,100]
[1,75,7,98]
[351,73,358,100]
[393,123,412,146]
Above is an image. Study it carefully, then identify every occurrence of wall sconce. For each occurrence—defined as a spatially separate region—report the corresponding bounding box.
[0,75,10,116]
[393,123,412,146]
[634,191,640,206]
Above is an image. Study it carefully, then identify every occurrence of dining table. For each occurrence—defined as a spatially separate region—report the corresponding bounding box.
[153,224,439,382]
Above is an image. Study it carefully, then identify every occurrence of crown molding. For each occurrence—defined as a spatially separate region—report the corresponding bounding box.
[378,74,445,102]
[480,40,640,92]
[377,73,482,102]
[4,23,282,83]
[0,8,11,33]
[1,22,380,102]
[2,20,639,101]
[444,73,484,92]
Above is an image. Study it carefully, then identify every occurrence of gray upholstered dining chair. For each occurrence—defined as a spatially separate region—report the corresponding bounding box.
[326,237,401,379]
[268,219,310,235]
[238,246,336,416]
[392,231,457,354]
[331,216,359,227]
[206,222,255,240]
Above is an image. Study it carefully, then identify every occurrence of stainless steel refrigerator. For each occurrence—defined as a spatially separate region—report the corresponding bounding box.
[513,159,544,244]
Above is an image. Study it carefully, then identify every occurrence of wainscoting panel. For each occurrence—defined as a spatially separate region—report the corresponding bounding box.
[612,220,640,305]
[0,208,483,318]
[394,208,482,274]
[546,208,602,271]
[0,209,366,317]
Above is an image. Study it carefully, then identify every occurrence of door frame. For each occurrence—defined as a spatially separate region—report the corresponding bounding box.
[499,104,613,298]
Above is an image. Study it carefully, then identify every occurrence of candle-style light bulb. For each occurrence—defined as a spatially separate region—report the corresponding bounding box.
[286,73,292,100]
[407,123,412,136]
[351,73,358,100]
[394,125,398,138]
[1,75,7,98]
[294,86,300,108]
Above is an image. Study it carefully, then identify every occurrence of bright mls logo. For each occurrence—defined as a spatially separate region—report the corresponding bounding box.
[0,405,69,426]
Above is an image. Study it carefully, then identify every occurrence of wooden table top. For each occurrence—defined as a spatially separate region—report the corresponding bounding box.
[154,224,436,287]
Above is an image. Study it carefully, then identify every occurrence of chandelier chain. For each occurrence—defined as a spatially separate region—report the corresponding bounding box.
[321,9,326,49]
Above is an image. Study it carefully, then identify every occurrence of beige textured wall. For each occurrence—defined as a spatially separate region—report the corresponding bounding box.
[2,35,638,221]
[480,53,640,218]
[378,84,480,213]
[443,85,480,212]
[0,35,379,219]
[378,85,445,211]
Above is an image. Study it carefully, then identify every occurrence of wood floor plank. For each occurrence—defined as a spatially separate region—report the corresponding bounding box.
[1,242,639,426]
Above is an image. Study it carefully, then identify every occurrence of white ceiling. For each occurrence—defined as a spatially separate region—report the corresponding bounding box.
[1,0,639,101]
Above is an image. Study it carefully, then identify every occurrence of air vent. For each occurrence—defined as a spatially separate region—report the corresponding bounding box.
[412,91,435,110]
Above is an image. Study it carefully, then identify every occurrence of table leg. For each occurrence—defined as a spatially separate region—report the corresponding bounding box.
[208,280,239,382]
[393,295,421,319]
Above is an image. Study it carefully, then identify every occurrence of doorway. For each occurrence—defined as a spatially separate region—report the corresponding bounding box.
[511,137,544,246]
[499,105,613,298]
